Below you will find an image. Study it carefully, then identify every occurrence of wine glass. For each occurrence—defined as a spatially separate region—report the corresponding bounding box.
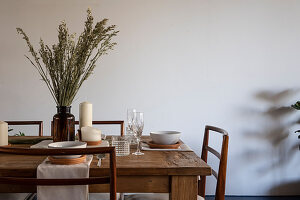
[127,108,137,144]
[127,108,136,131]
[132,112,144,155]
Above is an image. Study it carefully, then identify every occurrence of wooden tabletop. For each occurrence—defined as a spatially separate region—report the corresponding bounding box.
[0,136,211,178]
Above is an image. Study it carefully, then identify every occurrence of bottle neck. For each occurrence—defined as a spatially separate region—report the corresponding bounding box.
[57,106,71,113]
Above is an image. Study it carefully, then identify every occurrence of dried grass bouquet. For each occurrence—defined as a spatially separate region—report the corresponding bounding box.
[17,9,118,106]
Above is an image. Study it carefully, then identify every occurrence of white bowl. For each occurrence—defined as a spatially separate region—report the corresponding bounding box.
[150,131,181,145]
[48,141,87,159]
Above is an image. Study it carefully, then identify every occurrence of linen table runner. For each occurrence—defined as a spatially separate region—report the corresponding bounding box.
[37,155,93,200]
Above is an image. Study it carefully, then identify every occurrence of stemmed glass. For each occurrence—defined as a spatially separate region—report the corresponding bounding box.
[127,108,136,132]
[132,112,144,155]
[127,108,136,144]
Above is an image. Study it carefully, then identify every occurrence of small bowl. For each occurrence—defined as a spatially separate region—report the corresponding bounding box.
[48,141,87,159]
[150,131,181,145]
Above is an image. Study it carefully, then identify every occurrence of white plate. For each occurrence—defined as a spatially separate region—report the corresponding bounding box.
[48,141,87,159]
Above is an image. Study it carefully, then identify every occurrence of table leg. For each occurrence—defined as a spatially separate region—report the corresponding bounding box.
[170,175,198,200]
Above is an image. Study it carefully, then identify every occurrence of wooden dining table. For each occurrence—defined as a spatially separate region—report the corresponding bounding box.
[0,136,211,200]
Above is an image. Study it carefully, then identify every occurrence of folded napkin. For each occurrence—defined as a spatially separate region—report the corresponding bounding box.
[141,142,193,152]
[37,155,93,200]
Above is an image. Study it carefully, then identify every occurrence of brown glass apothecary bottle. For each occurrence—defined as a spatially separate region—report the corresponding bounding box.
[52,106,75,142]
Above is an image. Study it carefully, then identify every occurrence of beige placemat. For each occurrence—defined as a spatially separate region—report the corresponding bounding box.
[141,142,193,152]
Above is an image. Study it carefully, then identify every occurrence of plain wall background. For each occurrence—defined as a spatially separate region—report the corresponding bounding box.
[1,0,300,196]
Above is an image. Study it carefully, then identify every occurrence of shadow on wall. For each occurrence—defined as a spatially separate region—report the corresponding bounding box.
[269,180,300,196]
[241,89,300,195]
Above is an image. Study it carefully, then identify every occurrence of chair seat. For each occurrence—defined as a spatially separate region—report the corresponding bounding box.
[125,193,168,200]
[89,193,120,200]
[124,193,204,200]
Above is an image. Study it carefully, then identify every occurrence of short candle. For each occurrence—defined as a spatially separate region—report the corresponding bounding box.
[81,126,101,142]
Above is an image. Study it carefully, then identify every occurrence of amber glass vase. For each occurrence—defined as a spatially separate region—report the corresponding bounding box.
[52,106,75,142]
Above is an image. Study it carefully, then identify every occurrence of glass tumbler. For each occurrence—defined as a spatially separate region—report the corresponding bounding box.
[111,136,130,156]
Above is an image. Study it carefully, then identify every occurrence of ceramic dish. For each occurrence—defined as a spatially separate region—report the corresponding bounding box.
[150,131,181,145]
[48,141,87,159]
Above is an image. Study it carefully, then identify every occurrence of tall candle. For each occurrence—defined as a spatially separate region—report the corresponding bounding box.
[79,101,92,129]
[0,121,8,146]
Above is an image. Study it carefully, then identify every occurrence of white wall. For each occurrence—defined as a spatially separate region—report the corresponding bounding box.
[1,0,300,196]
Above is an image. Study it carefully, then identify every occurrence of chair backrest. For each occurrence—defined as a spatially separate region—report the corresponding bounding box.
[75,121,125,136]
[198,125,229,200]
[51,120,124,136]
[0,146,117,200]
[6,121,43,136]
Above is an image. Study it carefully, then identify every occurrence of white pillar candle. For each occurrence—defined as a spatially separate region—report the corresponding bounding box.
[0,121,8,146]
[79,101,92,129]
[81,127,101,141]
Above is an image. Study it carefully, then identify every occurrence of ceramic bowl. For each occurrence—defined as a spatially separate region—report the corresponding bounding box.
[150,131,181,145]
[48,141,87,159]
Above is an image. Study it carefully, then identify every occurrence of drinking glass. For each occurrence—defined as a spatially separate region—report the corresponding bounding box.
[132,112,144,155]
[127,108,136,131]
[112,136,130,156]
[127,108,137,144]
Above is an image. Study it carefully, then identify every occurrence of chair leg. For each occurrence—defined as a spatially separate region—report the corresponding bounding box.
[119,193,125,200]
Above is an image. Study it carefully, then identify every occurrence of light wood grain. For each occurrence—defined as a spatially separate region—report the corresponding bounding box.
[0,175,169,193]
[0,136,211,196]
[89,176,169,193]
[170,176,198,200]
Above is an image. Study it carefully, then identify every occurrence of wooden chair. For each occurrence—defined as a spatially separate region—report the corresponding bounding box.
[0,146,117,200]
[74,120,124,200]
[125,125,229,200]
[6,121,43,136]
[51,121,124,136]
[198,125,229,200]
[75,121,125,136]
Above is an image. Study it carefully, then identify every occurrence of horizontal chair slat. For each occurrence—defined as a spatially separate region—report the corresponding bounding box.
[6,121,43,125]
[0,147,115,155]
[205,146,221,159]
[74,121,124,125]
[0,177,110,185]
[212,169,218,179]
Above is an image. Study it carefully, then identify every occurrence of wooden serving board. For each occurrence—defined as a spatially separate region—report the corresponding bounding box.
[85,140,102,146]
[147,141,181,149]
[48,155,86,165]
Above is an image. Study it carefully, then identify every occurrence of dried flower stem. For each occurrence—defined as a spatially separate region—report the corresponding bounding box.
[17,9,118,106]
